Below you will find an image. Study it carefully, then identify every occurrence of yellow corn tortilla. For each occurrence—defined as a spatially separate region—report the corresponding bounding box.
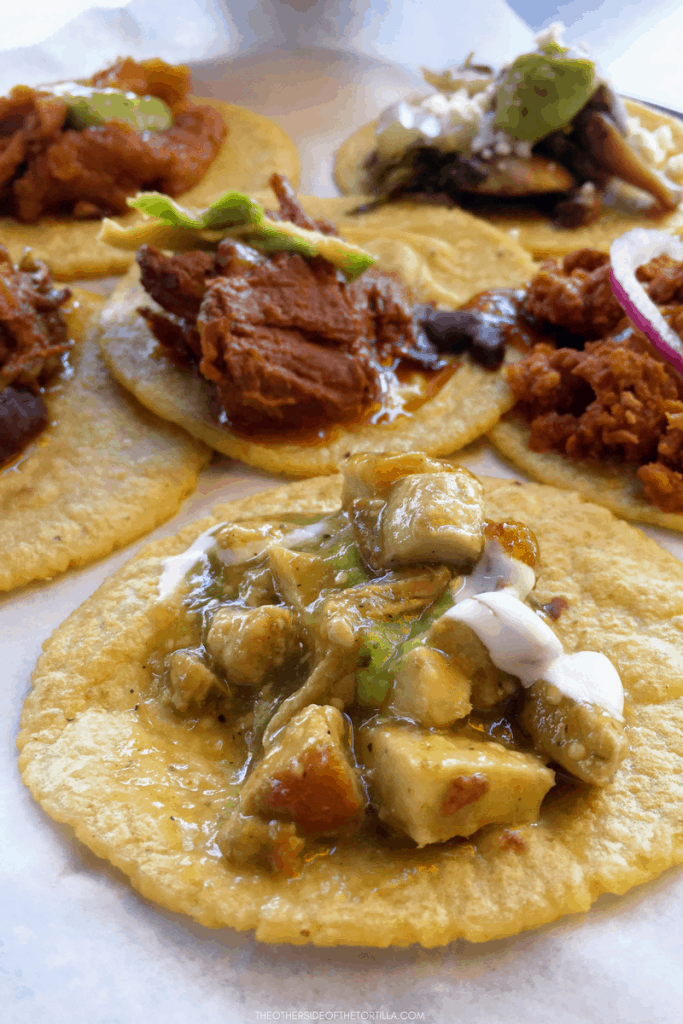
[0,289,210,592]
[18,472,683,946]
[98,193,535,477]
[490,413,683,532]
[0,100,300,280]
[335,100,683,259]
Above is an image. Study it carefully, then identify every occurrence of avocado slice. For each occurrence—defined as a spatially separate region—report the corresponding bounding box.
[494,51,597,144]
[99,190,376,281]
[63,89,173,133]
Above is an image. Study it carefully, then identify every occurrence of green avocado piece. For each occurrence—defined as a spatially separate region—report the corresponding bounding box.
[494,52,597,144]
[65,90,173,133]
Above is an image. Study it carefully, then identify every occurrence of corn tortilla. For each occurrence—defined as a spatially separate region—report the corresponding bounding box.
[334,100,683,259]
[0,100,300,280]
[98,193,535,477]
[490,413,683,532]
[18,472,683,945]
[0,289,210,592]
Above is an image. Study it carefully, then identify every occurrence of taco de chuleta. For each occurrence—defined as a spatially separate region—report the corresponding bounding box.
[488,229,683,531]
[0,57,300,279]
[19,451,683,946]
[98,174,535,477]
[0,244,209,593]
[335,24,683,258]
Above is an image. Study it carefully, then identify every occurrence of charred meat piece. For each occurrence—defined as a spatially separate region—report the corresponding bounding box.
[137,227,447,429]
[199,284,378,429]
[137,245,217,321]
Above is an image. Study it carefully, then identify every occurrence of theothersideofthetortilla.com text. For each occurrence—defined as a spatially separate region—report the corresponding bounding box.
[254,1011,427,1021]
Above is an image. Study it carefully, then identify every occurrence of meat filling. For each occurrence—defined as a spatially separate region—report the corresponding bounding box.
[0,244,71,463]
[0,57,226,222]
[137,176,446,431]
[506,249,683,512]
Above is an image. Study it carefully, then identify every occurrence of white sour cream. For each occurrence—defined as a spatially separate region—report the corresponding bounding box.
[446,591,562,686]
[158,517,333,599]
[455,539,535,603]
[544,651,624,720]
[158,526,220,600]
[438,586,624,718]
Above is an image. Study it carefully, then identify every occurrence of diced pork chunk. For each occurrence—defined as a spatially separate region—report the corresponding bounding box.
[166,648,224,710]
[206,604,298,686]
[310,566,451,657]
[390,646,472,727]
[360,723,555,846]
[267,545,335,611]
[239,704,366,835]
[238,562,278,607]
[348,497,385,571]
[427,615,519,708]
[522,679,628,786]
[214,520,289,562]
[381,471,485,568]
[341,452,457,508]
[216,812,305,876]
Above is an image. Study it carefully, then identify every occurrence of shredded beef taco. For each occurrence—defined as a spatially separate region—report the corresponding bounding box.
[0,57,300,279]
[489,236,683,531]
[98,174,535,477]
[0,243,209,593]
[18,452,683,946]
[335,27,683,259]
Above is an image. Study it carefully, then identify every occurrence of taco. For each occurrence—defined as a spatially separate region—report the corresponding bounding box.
[98,174,535,477]
[489,236,683,531]
[0,57,300,279]
[18,452,683,946]
[334,26,683,259]
[0,243,209,593]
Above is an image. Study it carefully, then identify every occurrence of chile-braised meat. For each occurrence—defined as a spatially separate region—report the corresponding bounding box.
[137,179,445,430]
[0,58,226,223]
[0,244,71,463]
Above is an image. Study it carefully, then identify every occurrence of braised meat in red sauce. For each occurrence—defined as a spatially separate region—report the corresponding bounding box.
[0,244,71,463]
[0,58,226,223]
[505,249,683,512]
[137,179,448,432]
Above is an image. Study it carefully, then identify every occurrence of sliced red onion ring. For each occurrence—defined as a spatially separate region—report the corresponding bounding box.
[610,228,683,375]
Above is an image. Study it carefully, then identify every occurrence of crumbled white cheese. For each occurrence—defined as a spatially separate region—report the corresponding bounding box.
[375,83,498,160]
[627,117,676,169]
[535,22,567,50]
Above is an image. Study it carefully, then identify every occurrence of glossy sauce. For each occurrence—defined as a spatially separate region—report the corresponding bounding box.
[218,355,460,445]
[459,288,551,354]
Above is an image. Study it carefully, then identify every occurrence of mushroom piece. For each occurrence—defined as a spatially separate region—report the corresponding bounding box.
[460,154,576,196]
[584,110,681,210]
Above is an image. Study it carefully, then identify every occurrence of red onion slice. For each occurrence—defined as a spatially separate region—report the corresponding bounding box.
[610,228,683,375]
